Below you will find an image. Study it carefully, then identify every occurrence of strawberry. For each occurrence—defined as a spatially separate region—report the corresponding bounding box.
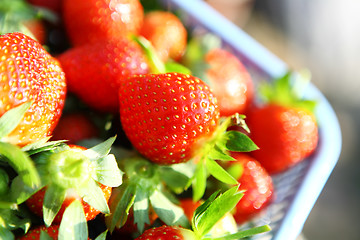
[51,112,99,144]
[140,11,187,62]
[182,34,254,117]
[118,72,258,202]
[62,0,144,46]
[17,225,60,240]
[57,38,150,113]
[0,32,66,146]
[203,48,254,116]
[25,181,112,224]
[119,72,220,165]
[226,153,273,224]
[247,72,319,174]
[23,138,123,226]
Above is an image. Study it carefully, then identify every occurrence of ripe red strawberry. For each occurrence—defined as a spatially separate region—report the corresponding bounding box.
[26,183,112,224]
[57,38,149,113]
[204,48,254,117]
[62,0,144,46]
[227,153,273,224]
[246,72,319,174]
[136,225,196,240]
[247,104,318,174]
[140,11,187,62]
[0,32,66,146]
[51,112,99,144]
[119,72,220,164]
[18,225,60,240]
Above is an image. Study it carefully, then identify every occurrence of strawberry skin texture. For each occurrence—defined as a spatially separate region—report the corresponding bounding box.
[0,32,66,146]
[140,11,187,62]
[26,184,112,224]
[63,0,144,46]
[247,104,319,174]
[136,225,196,240]
[205,48,254,117]
[57,38,149,113]
[119,73,220,164]
[229,153,273,224]
[18,225,59,240]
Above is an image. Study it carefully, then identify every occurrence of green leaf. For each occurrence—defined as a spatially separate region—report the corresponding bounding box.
[59,200,88,240]
[94,230,108,240]
[0,101,31,139]
[0,201,17,210]
[164,61,192,74]
[0,168,9,196]
[22,138,67,156]
[192,190,219,229]
[226,163,244,181]
[106,183,136,232]
[0,142,40,188]
[0,207,31,233]
[78,180,110,215]
[133,187,150,233]
[192,162,207,202]
[0,226,14,240]
[10,176,42,204]
[43,184,67,226]
[223,131,259,152]
[93,154,123,187]
[83,136,116,161]
[205,158,238,185]
[206,225,271,240]
[207,146,235,161]
[149,189,189,228]
[259,70,317,113]
[40,231,53,240]
[193,187,243,237]
[159,162,195,194]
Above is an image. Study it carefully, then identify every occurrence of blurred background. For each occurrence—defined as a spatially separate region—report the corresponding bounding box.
[206,0,360,239]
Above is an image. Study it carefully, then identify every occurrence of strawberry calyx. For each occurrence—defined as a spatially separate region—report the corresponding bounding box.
[14,136,124,226]
[192,187,270,240]
[0,102,41,189]
[106,154,191,233]
[190,114,258,201]
[0,0,56,41]
[47,149,91,189]
[132,35,191,74]
[0,205,31,240]
[259,70,317,113]
[181,33,222,83]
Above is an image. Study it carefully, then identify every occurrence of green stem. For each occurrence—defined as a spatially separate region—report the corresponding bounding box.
[131,35,166,73]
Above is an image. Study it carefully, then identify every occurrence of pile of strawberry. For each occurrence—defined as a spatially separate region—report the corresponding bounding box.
[0,0,319,239]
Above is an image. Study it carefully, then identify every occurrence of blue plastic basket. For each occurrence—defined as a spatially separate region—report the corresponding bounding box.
[161,1,342,239]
